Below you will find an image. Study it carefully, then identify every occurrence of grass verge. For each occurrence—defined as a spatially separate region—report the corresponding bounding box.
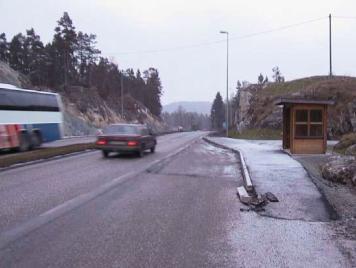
[0,143,95,168]
[228,128,282,140]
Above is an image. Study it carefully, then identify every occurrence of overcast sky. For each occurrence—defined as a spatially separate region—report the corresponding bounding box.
[1,0,356,104]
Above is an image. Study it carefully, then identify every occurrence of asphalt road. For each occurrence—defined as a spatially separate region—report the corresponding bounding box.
[0,132,244,267]
[0,132,351,267]
[0,132,204,233]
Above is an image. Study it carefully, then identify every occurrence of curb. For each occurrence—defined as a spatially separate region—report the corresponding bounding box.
[202,137,254,192]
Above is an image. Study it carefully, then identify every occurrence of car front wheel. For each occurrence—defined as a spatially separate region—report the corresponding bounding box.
[150,146,155,153]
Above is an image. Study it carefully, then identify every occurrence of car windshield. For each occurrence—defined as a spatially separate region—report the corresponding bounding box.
[103,125,139,135]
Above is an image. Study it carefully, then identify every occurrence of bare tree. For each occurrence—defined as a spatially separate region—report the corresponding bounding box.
[272,66,285,83]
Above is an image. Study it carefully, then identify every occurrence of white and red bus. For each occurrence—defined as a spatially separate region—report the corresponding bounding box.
[0,83,63,151]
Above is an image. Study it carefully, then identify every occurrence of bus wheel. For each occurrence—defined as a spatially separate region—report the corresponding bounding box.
[31,132,42,148]
[19,133,31,152]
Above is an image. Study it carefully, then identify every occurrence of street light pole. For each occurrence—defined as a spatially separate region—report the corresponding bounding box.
[120,71,124,118]
[329,14,333,77]
[220,31,229,137]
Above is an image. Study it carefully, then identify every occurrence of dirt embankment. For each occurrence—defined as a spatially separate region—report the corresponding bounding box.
[234,76,356,138]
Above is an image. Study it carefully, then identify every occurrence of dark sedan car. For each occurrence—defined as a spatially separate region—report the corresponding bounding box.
[95,124,157,158]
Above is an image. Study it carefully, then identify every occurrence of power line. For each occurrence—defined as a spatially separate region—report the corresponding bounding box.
[334,16,356,20]
[105,16,327,56]
[230,16,327,41]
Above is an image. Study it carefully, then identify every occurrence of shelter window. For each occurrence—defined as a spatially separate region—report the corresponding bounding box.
[295,109,323,138]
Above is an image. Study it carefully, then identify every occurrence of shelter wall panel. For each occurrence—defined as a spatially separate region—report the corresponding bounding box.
[292,139,324,154]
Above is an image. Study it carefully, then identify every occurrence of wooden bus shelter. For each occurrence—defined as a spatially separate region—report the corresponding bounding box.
[275,98,334,154]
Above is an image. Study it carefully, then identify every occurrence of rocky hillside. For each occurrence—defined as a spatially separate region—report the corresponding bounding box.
[234,76,356,138]
[0,61,166,136]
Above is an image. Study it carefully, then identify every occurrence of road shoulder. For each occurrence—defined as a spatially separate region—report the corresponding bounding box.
[294,154,356,265]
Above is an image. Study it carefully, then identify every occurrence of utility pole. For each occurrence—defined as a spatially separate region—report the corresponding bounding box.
[329,14,333,77]
[120,72,124,118]
[64,50,68,91]
[220,31,229,137]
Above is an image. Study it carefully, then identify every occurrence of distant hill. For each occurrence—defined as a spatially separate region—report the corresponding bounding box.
[163,101,211,115]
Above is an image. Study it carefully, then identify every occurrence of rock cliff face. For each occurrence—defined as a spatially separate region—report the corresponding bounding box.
[234,76,356,138]
[0,61,166,136]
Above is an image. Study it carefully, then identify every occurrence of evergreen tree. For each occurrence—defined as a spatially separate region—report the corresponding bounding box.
[76,31,100,85]
[0,33,9,62]
[143,68,163,116]
[53,12,77,87]
[1,12,164,118]
[9,33,25,71]
[23,28,48,84]
[210,92,225,130]
[258,73,264,84]
[131,69,145,103]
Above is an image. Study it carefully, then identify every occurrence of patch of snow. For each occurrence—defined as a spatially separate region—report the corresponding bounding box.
[0,83,18,89]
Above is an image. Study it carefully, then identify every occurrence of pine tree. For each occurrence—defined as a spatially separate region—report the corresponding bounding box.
[53,12,78,87]
[9,33,26,72]
[23,28,48,85]
[211,92,225,130]
[258,73,264,84]
[132,69,145,103]
[76,31,100,85]
[0,33,9,62]
[143,68,163,116]
[2,12,165,119]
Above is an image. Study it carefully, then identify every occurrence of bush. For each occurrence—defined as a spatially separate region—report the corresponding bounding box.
[334,132,356,154]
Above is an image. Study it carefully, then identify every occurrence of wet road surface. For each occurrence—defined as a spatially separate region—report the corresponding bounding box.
[0,133,351,267]
[0,135,244,267]
[0,132,203,233]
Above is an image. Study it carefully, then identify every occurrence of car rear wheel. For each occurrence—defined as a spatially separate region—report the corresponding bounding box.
[150,146,155,153]
[138,148,144,158]
[102,150,110,158]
